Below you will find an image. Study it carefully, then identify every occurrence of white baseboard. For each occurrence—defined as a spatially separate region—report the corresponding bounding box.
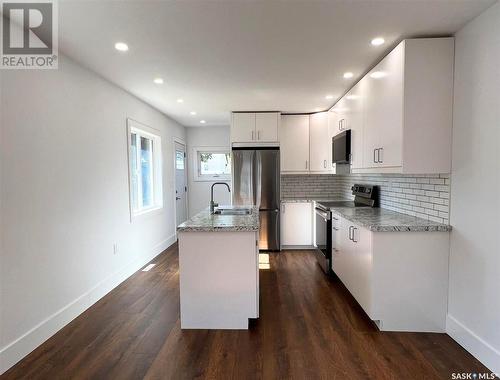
[0,234,176,375]
[446,314,500,374]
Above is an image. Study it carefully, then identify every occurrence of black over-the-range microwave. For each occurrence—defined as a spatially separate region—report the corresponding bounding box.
[332,129,351,164]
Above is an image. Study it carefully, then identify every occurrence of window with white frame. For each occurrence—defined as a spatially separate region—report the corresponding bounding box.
[127,119,163,218]
[192,146,231,181]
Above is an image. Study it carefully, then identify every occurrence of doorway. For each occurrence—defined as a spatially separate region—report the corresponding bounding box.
[174,140,188,227]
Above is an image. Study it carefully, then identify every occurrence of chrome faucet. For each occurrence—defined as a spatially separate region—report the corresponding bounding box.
[210,182,231,214]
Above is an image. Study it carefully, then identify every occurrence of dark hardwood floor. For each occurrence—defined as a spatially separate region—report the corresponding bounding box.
[2,244,491,379]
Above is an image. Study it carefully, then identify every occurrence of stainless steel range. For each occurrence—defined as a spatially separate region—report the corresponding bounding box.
[313,184,378,274]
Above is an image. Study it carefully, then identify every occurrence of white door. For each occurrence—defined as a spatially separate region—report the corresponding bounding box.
[345,80,366,169]
[349,224,373,316]
[281,202,312,246]
[309,112,331,172]
[336,217,353,285]
[255,112,278,142]
[280,115,310,172]
[175,141,188,226]
[376,43,404,168]
[231,113,256,143]
[363,44,404,168]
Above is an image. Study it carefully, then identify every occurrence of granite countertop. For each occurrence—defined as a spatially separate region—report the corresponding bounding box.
[282,198,451,232]
[177,205,259,232]
[329,207,451,232]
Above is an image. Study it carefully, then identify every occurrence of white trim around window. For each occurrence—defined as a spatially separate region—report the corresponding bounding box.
[192,146,231,182]
[127,118,163,221]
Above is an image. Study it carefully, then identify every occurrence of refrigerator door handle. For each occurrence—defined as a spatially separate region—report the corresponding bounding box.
[254,151,262,208]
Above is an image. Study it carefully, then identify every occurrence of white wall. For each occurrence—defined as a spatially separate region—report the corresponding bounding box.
[448,1,500,373]
[0,55,185,374]
[186,126,231,217]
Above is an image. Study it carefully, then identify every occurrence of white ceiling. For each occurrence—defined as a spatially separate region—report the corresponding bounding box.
[58,0,495,127]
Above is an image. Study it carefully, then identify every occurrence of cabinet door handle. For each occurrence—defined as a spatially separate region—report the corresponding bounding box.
[352,227,358,243]
[378,147,383,163]
[348,226,353,240]
[323,159,327,168]
[251,131,254,140]
[338,120,341,131]
[257,131,260,140]
[373,148,377,163]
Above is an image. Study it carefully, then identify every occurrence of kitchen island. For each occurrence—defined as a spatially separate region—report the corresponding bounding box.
[177,206,260,329]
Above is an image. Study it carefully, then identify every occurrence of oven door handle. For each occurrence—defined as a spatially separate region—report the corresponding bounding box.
[314,207,330,220]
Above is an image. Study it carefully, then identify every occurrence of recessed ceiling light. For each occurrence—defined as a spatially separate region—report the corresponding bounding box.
[200,120,206,124]
[114,42,129,52]
[343,72,354,79]
[371,37,385,46]
[190,111,197,115]
[153,78,164,85]
[325,95,334,100]
[346,95,359,100]
[370,71,387,79]
[177,98,184,103]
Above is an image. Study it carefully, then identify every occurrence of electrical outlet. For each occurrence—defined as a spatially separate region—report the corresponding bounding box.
[113,243,118,255]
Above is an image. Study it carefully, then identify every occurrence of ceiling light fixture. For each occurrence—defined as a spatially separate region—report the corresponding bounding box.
[371,37,385,46]
[190,111,197,115]
[346,95,359,100]
[153,78,164,84]
[370,71,387,79]
[343,72,354,79]
[177,98,184,103]
[325,95,334,100]
[200,120,206,124]
[114,42,129,52]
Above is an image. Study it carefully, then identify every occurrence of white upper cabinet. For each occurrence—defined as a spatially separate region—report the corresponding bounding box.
[280,115,310,172]
[362,42,404,169]
[344,80,366,169]
[329,97,348,137]
[353,37,453,174]
[255,112,279,142]
[231,112,279,144]
[231,113,256,143]
[328,38,453,174]
[309,112,332,172]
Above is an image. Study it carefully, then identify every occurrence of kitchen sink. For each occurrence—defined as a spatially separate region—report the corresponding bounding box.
[213,208,252,215]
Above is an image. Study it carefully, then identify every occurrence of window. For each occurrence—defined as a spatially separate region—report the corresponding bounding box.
[192,146,231,181]
[127,119,163,218]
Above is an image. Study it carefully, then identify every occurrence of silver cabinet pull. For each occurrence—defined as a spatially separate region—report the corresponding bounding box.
[378,147,383,163]
[323,159,327,168]
[348,226,353,240]
[257,131,260,140]
[251,130,254,140]
[373,148,377,163]
[352,227,358,243]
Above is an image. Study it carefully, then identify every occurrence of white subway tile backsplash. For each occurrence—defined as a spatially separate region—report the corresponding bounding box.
[281,172,451,224]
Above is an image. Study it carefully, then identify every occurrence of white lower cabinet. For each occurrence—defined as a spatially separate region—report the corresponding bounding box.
[333,214,450,332]
[280,201,312,247]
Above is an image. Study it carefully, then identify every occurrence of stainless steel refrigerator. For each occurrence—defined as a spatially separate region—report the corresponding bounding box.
[232,148,280,251]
